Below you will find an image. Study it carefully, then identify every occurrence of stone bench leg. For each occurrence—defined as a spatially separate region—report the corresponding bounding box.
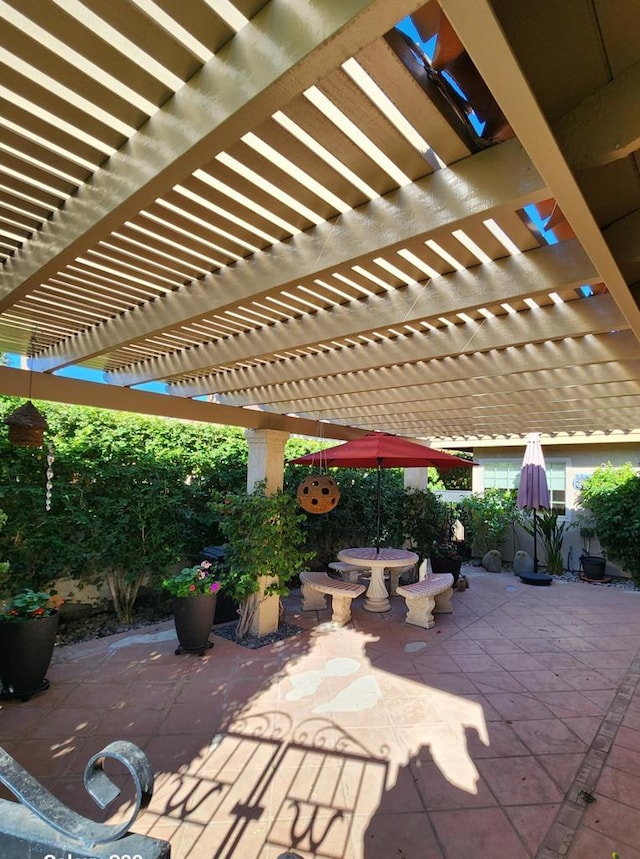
[388,570,402,596]
[301,582,327,611]
[403,594,436,629]
[331,595,354,626]
[342,569,360,584]
[434,586,453,614]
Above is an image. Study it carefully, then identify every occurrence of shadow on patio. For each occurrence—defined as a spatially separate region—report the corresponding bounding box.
[2,569,640,858]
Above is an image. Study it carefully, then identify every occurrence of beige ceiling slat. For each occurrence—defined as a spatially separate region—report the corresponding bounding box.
[219,331,640,408]
[154,192,264,259]
[479,210,542,254]
[0,188,52,222]
[134,205,236,268]
[6,0,421,307]
[183,174,289,244]
[248,359,640,415]
[152,0,235,54]
[354,38,471,166]
[324,380,640,422]
[0,174,64,210]
[0,128,91,184]
[248,117,373,210]
[0,219,31,241]
[0,66,127,151]
[45,278,136,313]
[33,138,549,374]
[174,292,625,396]
[281,94,404,197]
[448,221,508,263]
[82,0,204,82]
[77,248,183,291]
[84,244,191,287]
[0,98,107,167]
[200,158,321,233]
[134,238,593,387]
[318,68,434,181]
[161,188,271,255]
[0,151,77,197]
[103,227,210,279]
[4,0,172,110]
[0,27,148,134]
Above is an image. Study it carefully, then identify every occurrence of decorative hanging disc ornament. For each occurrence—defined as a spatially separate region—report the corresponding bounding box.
[297,475,340,514]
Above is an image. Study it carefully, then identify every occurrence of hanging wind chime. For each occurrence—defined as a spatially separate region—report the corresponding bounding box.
[3,333,54,510]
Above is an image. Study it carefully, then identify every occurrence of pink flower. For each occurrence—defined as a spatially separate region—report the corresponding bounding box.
[198,571,206,579]
[200,560,212,570]
[210,582,220,593]
[189,584,196,592]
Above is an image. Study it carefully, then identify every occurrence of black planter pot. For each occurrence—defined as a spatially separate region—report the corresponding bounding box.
[430,556,462,584]
[581,556,607,580]
[172,594,217,656]
[0,611,59,701]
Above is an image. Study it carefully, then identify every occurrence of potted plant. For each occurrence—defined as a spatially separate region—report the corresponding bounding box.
[430,500,463,582]
[520,508,567,574]
[162,561,221,656]
[212,485,313,641]
[0,588,63,701]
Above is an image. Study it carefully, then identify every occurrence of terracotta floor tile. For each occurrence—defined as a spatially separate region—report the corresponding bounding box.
[430,807,530,859]
[492,652,547,672]
[567,824,640,859]
[596,764,640,809]
[504,803,560,854]
[359,812,444,858]
[561,716,603,745]
[484,691,555,720]
[411,759,498,810]
[537,753,585,791]
[582,793,640,848]
[534,690,606,718]
[465,720,529,759]
[466,670,528,693]
[510,718,588,755]
[513,669,574,692]
[613,725,640,753]
[476,755,564,805]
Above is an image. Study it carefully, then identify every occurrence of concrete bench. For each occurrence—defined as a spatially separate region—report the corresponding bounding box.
[328,561,368,584]
[396,574,454,629]
[300,571,365,626]
[387,563,417,596]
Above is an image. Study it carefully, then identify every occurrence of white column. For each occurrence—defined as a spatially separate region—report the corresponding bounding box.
[404,467,428,490]
[244,428,289,638]
[245,429,289,494]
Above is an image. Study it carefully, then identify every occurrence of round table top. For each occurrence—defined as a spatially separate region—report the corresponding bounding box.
[338,547,418,567]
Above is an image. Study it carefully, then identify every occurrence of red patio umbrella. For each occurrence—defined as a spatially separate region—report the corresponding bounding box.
[516,433,551,574]
[289,433,475,549]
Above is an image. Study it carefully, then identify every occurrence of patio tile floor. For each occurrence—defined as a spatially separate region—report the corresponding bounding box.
[2,568,640,858]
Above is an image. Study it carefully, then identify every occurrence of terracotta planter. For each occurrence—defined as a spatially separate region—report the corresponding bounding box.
[0,611,59,701]
[172,594,217,656]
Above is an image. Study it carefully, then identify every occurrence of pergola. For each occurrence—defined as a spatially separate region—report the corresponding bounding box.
[2,0,640,446]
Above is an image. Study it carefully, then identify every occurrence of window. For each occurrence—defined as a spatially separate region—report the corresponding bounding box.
[483,461,566,515]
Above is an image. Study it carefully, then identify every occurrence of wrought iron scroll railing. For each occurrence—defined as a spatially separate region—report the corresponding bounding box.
[0,740,170,858]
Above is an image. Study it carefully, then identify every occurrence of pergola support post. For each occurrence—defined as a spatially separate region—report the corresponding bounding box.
[244,429,289,637]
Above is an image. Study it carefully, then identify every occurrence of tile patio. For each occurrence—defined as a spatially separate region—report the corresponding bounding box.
[2,569,640,858]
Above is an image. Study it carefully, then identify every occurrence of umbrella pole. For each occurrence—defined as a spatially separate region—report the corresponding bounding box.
[375,462,382,552]
[533,508,538,574]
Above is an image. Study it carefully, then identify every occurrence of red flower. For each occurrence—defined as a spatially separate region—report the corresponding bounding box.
[189,584,196,592]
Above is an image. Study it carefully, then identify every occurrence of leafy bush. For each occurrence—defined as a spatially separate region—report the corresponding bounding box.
[212,485,313,639]
[459,489,518,557]
[579,463,640,584]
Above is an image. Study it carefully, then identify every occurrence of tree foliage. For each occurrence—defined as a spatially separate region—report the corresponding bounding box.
[579,463,640,584]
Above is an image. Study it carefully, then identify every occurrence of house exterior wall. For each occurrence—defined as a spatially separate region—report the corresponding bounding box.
[472,443,640,578]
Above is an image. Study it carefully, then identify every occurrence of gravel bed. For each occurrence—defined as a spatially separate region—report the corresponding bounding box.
[554,570,639,590]
[213,621,304,649]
